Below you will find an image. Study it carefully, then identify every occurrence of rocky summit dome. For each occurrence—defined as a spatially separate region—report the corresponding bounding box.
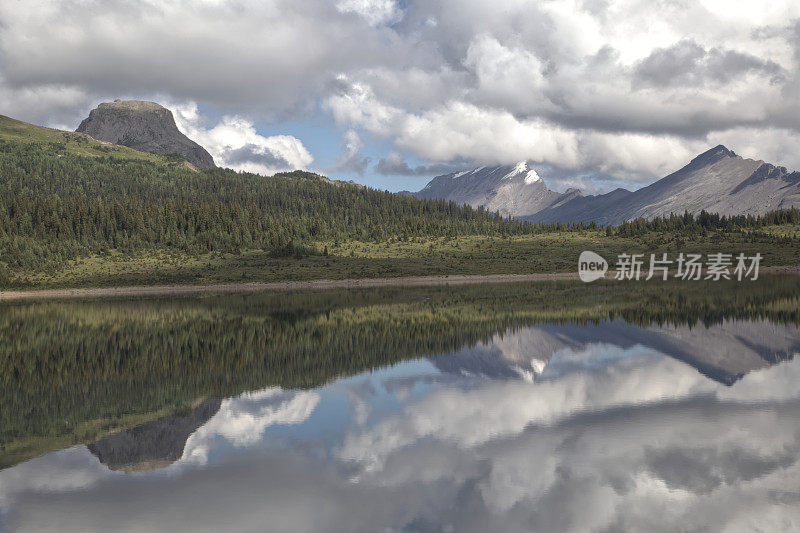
[76,100,215,168]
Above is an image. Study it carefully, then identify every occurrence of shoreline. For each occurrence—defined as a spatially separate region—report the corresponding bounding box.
[1,266,798,301]
[0,273,580,301]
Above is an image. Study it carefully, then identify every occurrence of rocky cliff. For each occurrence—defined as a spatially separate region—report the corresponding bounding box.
[76,100,215,168]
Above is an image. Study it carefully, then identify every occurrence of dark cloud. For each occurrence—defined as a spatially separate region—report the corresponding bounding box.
[633,39,784,88]
[643,445,798,494]
[633,40,707,87]
[330,130,371,175]
[374,152,460,176]
[221,143,293,169]
[338,154,371,175]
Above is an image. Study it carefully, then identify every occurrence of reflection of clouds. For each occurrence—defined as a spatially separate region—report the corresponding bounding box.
[333,354,800,531]
[5,360,799,532]
[2,324,800,532]
[183,387,320,464]
[338,354,720,469]
[521,402,800,532]
[0,447,108,509]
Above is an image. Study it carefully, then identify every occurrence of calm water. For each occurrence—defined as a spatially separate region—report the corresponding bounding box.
[1,282,800,532]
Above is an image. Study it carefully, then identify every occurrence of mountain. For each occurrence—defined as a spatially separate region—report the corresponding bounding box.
[76,100,215,168]
[413,161,562,217]
[414,146,800,223]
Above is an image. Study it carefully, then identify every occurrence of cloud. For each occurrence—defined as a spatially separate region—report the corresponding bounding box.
[0,0,408,114]
[2,0,800,186]
[374,150,460,176]
[171,102,313,175]
[331,129,371,175]
[633,39,785,88]
[336,0,403,26]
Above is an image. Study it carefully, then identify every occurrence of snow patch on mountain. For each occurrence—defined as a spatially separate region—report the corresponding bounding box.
[502,161,541,184]
[414,161,560,217]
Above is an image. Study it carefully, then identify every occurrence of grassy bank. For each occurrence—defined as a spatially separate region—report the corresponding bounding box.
[5,229,799,289]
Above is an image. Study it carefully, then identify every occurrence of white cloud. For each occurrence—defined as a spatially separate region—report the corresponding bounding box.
[463,34,548,113]
[333,93,709,180]
[324,76,404,136]
[336,0,403,26]
[171,102,313,175]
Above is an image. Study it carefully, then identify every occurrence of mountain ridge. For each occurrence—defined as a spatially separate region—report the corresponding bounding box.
[412,146,800,224]
[413,161,561,217]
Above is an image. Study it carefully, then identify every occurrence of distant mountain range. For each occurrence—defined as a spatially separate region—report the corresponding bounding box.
[410,146,800,224]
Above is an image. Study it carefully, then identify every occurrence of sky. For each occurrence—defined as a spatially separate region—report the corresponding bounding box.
[1,0,799,193]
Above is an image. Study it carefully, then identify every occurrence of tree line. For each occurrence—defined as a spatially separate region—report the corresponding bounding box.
[614,208,800,237]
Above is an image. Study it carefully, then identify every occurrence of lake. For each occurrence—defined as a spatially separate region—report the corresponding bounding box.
[1,278,799,532]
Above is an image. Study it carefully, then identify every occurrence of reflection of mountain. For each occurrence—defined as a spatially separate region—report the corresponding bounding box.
[431,320,800,385]
[429,328,563,380]
[88,400,221,473]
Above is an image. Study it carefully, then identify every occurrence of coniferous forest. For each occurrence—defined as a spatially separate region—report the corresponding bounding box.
[0,140,531,271]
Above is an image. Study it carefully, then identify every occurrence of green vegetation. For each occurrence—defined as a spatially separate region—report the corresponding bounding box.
[615,207,800,237]
[2,276,799,468]
[0,137,532,287]
[0,118,798,288]
[0,115,176,165]
[8,228,800,290]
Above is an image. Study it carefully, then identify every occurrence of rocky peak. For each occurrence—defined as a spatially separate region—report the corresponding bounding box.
[415,161,561,217]
[503,161,542,184]
[76,100,215,168]
[685,144,737,171]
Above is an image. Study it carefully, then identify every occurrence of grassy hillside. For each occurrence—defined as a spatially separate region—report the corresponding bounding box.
[0,115,179,165]
[0,116,798,289]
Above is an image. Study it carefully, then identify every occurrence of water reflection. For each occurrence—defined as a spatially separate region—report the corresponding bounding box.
[2,317,799,532]
[88,400,221,473]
